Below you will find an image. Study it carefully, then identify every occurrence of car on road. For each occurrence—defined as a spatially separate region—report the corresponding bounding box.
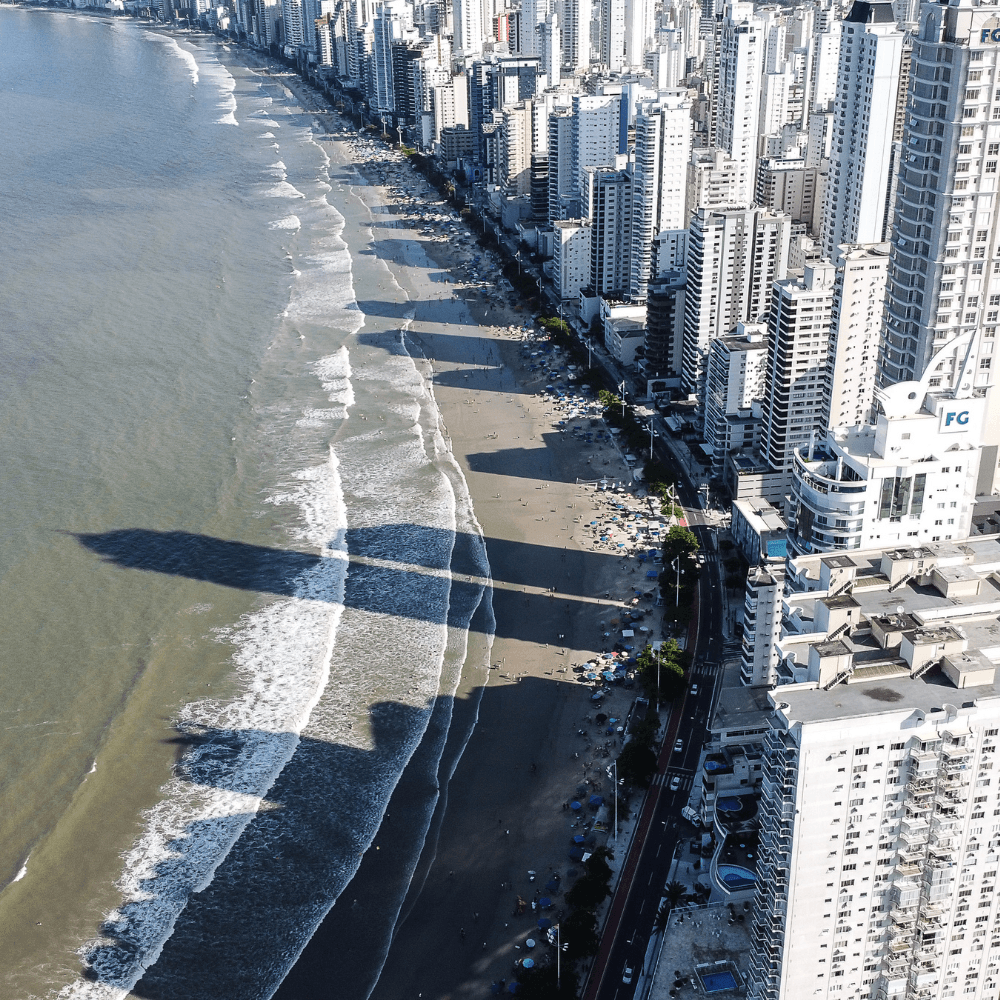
[623,965,635,985]
[674,738,683,753]
[690,684,699,696]
[670,775,681,791]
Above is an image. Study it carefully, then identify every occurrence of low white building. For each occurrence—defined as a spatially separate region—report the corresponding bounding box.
[788,382,985,555]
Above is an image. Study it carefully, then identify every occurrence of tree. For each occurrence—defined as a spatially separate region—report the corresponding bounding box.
[662,525,699,561]
[561,909,601,961]
[565,873,612,911]
[617,739,657,787]
[664,880,688,908]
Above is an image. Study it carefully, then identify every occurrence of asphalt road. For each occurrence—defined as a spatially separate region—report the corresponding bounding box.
[588,471,730,1000]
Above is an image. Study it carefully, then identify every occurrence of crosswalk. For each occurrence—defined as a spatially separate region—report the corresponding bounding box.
[651,772,694,791]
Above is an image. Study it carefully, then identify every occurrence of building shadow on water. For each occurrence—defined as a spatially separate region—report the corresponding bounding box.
[81,671,587,1000]
[73,525,645,643]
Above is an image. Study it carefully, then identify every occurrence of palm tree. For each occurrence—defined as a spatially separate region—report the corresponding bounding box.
[653,903,671,933]
[664,880,688,909]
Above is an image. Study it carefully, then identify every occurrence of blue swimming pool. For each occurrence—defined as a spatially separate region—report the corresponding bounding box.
[717,863,757,890]
[701,970,738,993]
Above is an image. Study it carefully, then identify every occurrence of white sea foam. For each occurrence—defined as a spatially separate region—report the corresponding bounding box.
[144,33,199,85]
[268,215,301,231]
[256,119,280,128]
[262,182,305,200]
[258,132,275,139]
[13,859,28,883]
[266,161,287,179]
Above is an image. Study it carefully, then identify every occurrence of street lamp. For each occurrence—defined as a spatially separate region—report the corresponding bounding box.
[613,758,618,840]
[655,644,660,714]
[618,379,626,419]
[672,555,680,606]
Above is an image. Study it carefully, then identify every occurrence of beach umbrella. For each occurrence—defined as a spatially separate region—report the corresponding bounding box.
[522,958,534,969]
[589,795,604,807]
[546,879,559,891]
[569,845,584,861]
[525,939,536,949]
[491,983,502,995]
[507,982,521,994]
[646,571,658,578]
[537,917,552,929]
[570,800,582,810]
[591,692,603,701]
[573,834,585,844]
[602,671,616,682]
[539,897,552,908]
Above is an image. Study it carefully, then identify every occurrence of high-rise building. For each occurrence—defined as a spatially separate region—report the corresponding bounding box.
[762,260,836,492]
[453,0,484,54]
[703,322,769,476]
[682,205,791,397]
[746,538,1000,1000]
[599,0,625,71]
[553,219,592,299]
[880,0,1000,398]
[584,167,632,295]
[643,273,687,380]
[825,243,891,430]
[572,93,622,203]
[560,0,592,71]
[629,91,693,300]
[715,1,766,205]
[820,0,906,259]
[548,110,578,221]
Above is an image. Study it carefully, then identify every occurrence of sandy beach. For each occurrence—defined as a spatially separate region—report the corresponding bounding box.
[255,70,670,1000]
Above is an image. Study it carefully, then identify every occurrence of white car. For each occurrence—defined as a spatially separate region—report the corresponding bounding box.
[674,738,684,753]
[623,965,635,985]
[670,775,681,791]
[690,684,699,696]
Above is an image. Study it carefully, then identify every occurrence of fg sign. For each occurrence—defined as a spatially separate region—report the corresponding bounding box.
[941,408,971,432]
[982,27,1000,41]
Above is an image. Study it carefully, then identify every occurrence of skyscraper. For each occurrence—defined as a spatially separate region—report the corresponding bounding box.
[715,1,766,205]
[820,0,906,259]
[629,91,693,299]
[682,205,791,397]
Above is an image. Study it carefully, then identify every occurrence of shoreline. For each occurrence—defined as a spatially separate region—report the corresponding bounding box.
[266,70,667,999]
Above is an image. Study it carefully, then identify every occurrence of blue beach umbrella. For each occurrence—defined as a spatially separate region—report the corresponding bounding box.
[522,958,534,969]
[573,834,585,844]
[569,846,584,860]
[538,917,552,929]
[539,897,552,908]
[546,879,559,891]
[508,982,521,994]
[589,795,604,807]
[570,800,582,810]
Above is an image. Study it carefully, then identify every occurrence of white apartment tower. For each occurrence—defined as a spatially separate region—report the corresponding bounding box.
[560,0,592,71]
[682,205,791,397]
[452,0,484,54]
[880,0,1000,398]
[747,539,1000,1000]
[715,2,766,206]
[630,91,693,301]
[584,168,632,294]
[762,261,837,490]
[821,0,906,259]
[826,243,891,431]
[599,0,626,71]
[572,93,622,204]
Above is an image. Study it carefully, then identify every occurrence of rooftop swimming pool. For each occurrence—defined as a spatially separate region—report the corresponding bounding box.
[701,970,738,993]
[717,863,757,890]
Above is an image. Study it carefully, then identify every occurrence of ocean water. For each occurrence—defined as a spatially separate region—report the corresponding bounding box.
[0,11,491,998]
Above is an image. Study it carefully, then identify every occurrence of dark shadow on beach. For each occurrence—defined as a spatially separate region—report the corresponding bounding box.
[72,526,647,643]
[81,669,595,1000]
